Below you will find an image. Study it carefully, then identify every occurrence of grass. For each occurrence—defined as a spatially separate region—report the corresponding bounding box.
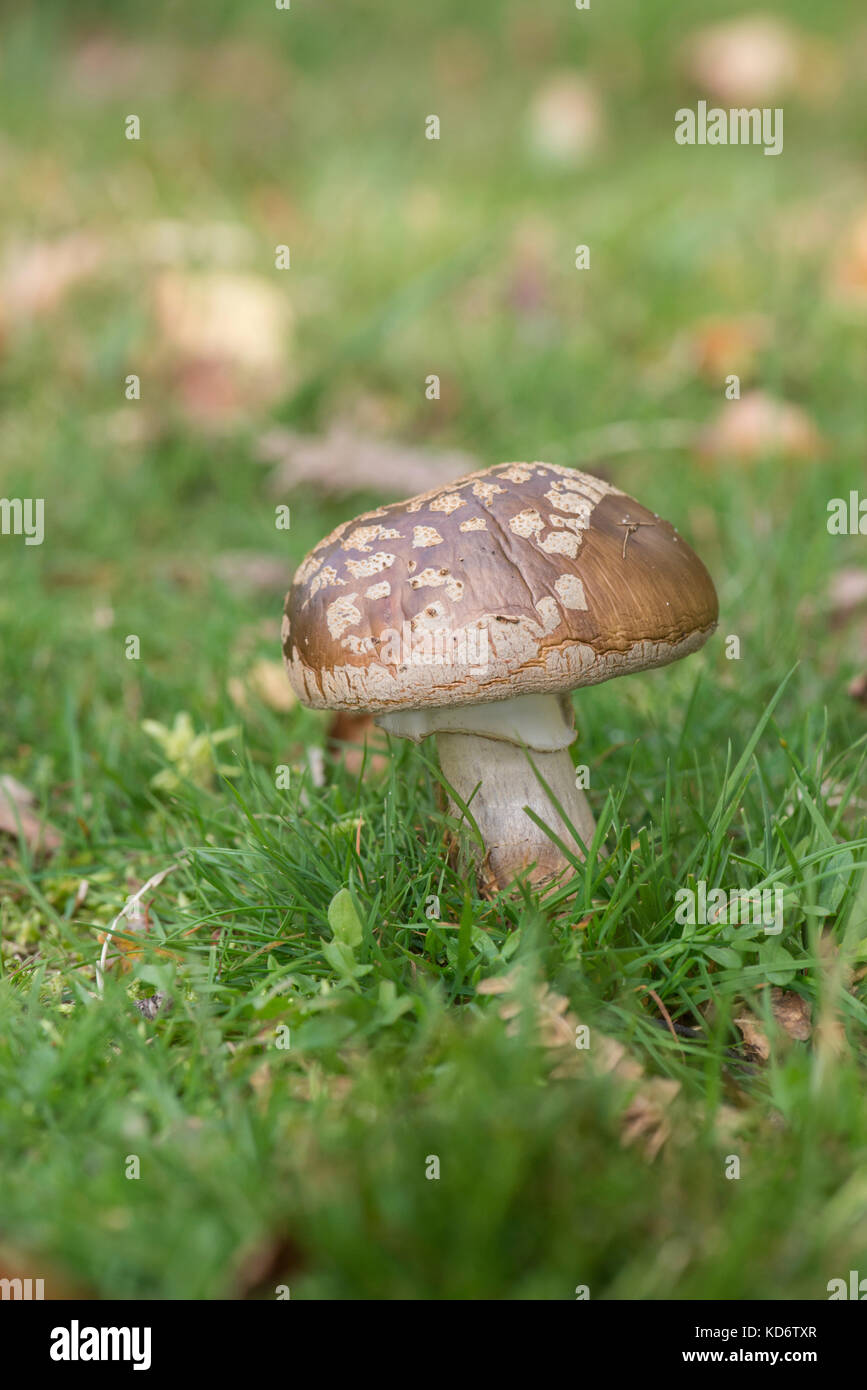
[1,0,866,1298]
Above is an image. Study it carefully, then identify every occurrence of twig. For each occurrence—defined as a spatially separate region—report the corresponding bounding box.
[619,520,655,559]
[637,985,681,1048]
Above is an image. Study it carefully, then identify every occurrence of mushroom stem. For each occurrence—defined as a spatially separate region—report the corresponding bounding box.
[435,731,596,891]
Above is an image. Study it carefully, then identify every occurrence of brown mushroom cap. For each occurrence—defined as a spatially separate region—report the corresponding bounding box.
[282,462,718,713]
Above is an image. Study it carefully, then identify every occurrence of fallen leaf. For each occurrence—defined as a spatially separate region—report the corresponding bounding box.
[170,357,254,427]
[476,970,519,996]
[828,569,867,624]
[231,1234,305,1298]
[848,673,867,706]
[261,426,477,500]
[1,233,106,321]
[687,314,771,383]
[229,659,296,714]
[829,210,867,310]
[151,270,291,425]
[481,974,675,1158]
[621,1078,681,1160]
[733,1011,770,1062]
[700,390,821,462]
[0,775,62,856]
[326,711,388,777]
[770,987,811,1042]
[153,270,290,373]
[681,17,804,104]
[0,1245,95,1299]
[735,990,811,1060]
[526,74,604,166]
[67,34,183,98]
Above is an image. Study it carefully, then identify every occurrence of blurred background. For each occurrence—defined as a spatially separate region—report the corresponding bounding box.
[0,0,866,1301]
[0,0,864,758]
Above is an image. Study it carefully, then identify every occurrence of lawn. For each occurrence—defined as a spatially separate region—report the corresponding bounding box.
[1,0,866,1300]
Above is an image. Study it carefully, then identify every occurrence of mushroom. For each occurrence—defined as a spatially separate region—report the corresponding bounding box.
[282,462,718,890]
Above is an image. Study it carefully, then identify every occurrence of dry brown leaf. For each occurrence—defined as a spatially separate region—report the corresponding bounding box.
[735,990,811,1060]
[0,775,62,856]
[687,314,771,383]
[153,270,290,371]
[152,270,291,425]
[0,1245,95,1299]
[700,390,821,462]
[326,711,389,777]
[67,34,183,98]
[1,233,106,321]
[848,673,867,707]
[621,1078,681,1160]
[681,17,804,104]
[260,426,478,500]
[828,210,867,310]
[770,987,812,1042]
[526,74,604,166]
[828,569,867,624]
[476,970,519,996]
[231,1234,304,1299]
[228,659,296,714]
[734,1011,771,1062]
[481,974,674,1157]
[244,659,296,713]
[713,1104,747,1145]
[172,357,257,426]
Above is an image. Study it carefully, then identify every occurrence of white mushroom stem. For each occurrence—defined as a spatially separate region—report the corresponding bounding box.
[435,733,595,890]
[377,692,596,890]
